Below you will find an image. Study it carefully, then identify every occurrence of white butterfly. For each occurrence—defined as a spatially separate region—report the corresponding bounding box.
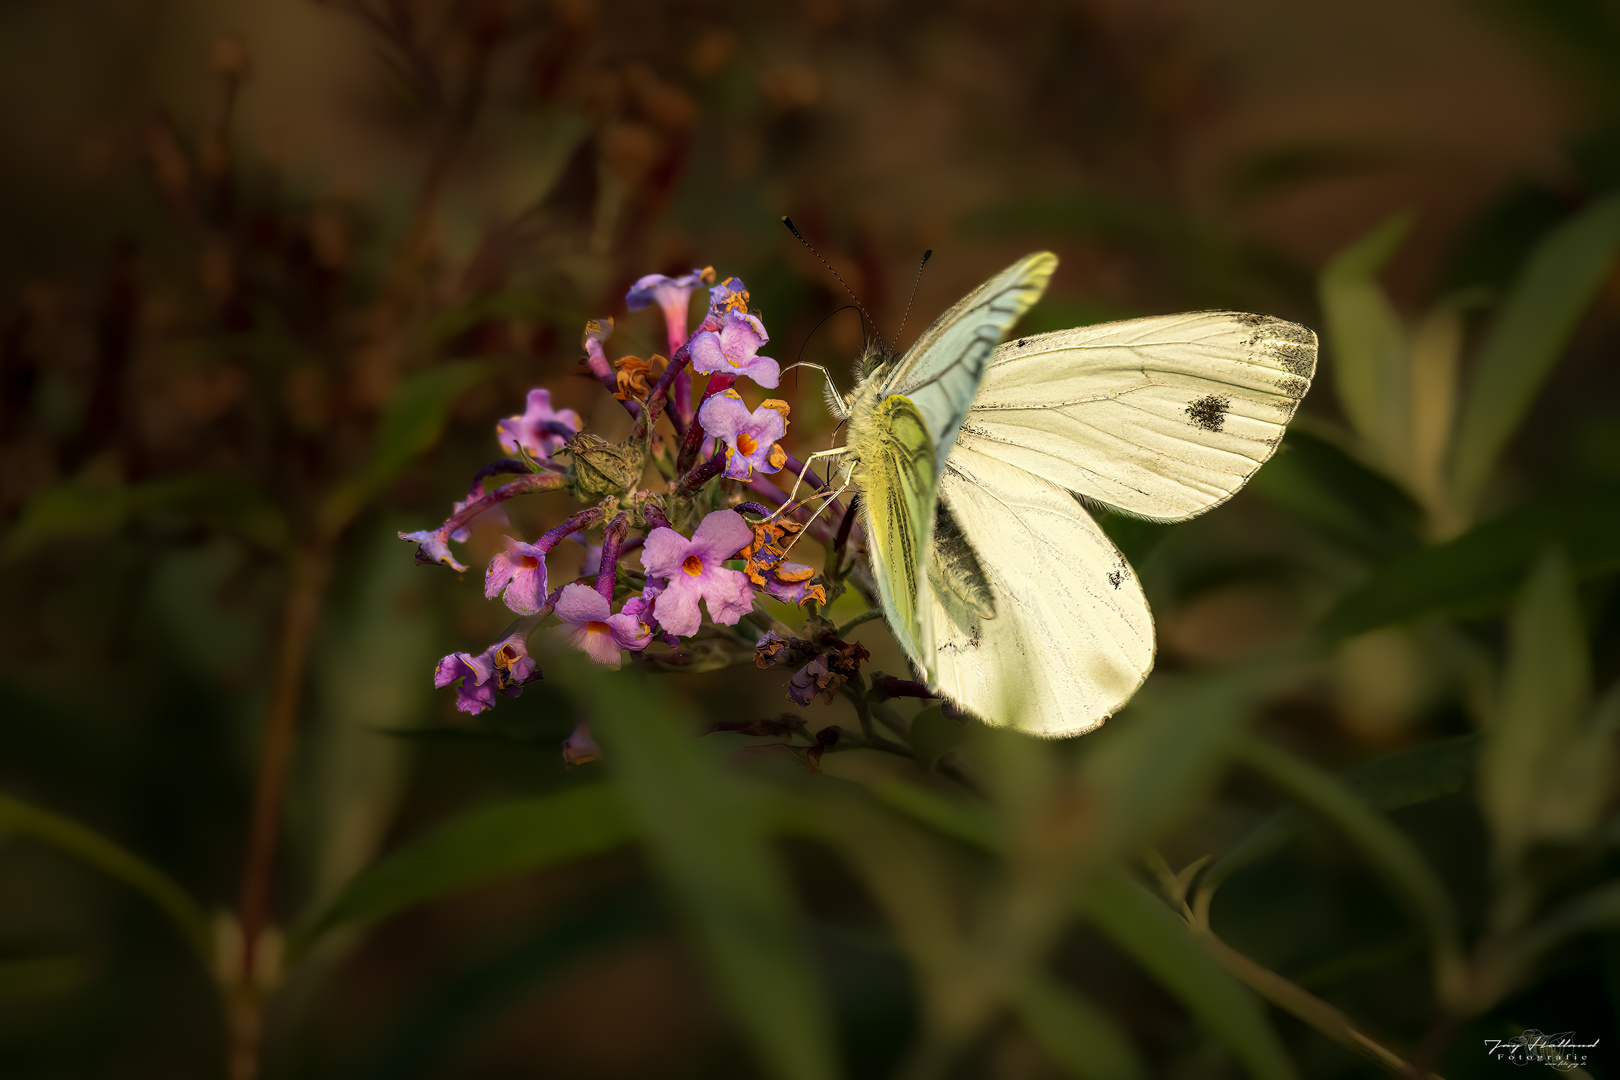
[799,252,1317,736]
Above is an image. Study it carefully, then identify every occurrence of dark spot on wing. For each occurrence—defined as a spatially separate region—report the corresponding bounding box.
[1108,569,1123,589]
[1186,394,1231,432]
[1232,312,1268,327]
[1017,338,1027,347]
[1275,375,1308,398]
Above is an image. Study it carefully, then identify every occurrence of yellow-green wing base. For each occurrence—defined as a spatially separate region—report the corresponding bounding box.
[851,394,938,676]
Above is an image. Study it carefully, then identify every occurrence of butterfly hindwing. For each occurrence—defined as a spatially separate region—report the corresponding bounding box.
[852,393,939,677]
[958,312,1318,522]
[883,251,1057,463]
[928,446,1154,736]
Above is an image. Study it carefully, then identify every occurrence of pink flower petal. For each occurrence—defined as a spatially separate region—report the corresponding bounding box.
[690,509,752,563]
[640,526,692,581]
[554,582,610,625]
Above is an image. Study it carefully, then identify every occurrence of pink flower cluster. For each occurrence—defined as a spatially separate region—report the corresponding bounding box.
[404,263,838,718]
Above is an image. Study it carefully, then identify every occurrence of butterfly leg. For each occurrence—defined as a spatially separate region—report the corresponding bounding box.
[780,458,856,559]
[768,446,851,519]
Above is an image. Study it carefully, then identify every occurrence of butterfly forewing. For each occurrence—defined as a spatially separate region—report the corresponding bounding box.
[852,393,940,677]
[957,313,1318,522]
[883,251,1057,464]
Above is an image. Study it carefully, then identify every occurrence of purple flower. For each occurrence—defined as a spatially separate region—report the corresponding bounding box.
[435,634,539,715]
[640,509,755,636]
[496,388,581,464]
[707,276,750,317]
[581,318,615,388]
[554,583,653,668]
[400,528,468,573]
[626,267,713,353]
[689,311,779,388]
[697,390,790,480]
[746,545,826,606]
[485,536,549,615]
[561,720,601,767]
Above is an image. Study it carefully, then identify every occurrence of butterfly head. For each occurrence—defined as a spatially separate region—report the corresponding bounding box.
[855,339,894,383]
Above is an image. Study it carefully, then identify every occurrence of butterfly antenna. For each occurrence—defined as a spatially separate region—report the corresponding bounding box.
[892,249,933,353]
[782,216,881,350]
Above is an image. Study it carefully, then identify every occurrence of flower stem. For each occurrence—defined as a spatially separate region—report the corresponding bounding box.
[674,448,727,496]
[229,539,334,1079]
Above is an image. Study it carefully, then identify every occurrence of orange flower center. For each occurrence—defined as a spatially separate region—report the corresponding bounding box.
[736,432,757,456]
[585,620,611,635]
[520,555,540,570]
[682,554,705,577]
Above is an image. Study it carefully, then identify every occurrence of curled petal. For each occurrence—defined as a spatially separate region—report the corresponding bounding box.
[400,528,468,573]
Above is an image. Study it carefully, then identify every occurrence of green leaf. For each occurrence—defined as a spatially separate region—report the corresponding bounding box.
[0,954,93,1003]
[1318,213,1412,463]
[0,791,211,965]
[322,361,492,528]
[1201,734,1479,899]
[353,892,663,1080]
[4,474,290,560]
[1227,735,1462,976]
[1246,428,1422,559]
[1480,549,1600,860]
[1450,194,1620,509]
[1015,976,1146,1080]
[864,777,997,850]
[1086,871,1296,1080]
[290,785,632,957]
[906,706,968,770]
[1317,488,1620,639]
[305,526,437,910]
[1080,672,1258,861]
[567,660,842,1080]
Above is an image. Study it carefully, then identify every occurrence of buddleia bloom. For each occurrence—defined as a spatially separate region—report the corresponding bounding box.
[639,509,755,636]
[689,311,779,388]
[697,389,789,480]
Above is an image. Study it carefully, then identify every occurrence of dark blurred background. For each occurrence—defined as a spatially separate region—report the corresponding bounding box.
[3,1,1620,1078]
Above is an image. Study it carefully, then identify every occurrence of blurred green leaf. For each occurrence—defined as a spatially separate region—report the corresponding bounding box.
[4,474,290,561]
[0,954,93,1004]
[1086,871,1296,1080]
[1015,975,1146,1080]
[906,706,968,770]
[305,527,436,911]
[1318,488,1620,639]
[1450,194,1620,509]
[1480,0,1620,105]
[323,361,492,527]
[1480,549,1605,861]
[290,785,632,958]
[862,777,997,849]
[1201,735,1479,899]
[1227,735,1462,977]
[576,662,842,1080]
[1081,672,1259,861]
[367,361,493,485]
[1318,213,1411,465]
[0,791,211,965]
[791,785,971,1045]
[353,892,663,1080]
[1246,428,1422,559]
